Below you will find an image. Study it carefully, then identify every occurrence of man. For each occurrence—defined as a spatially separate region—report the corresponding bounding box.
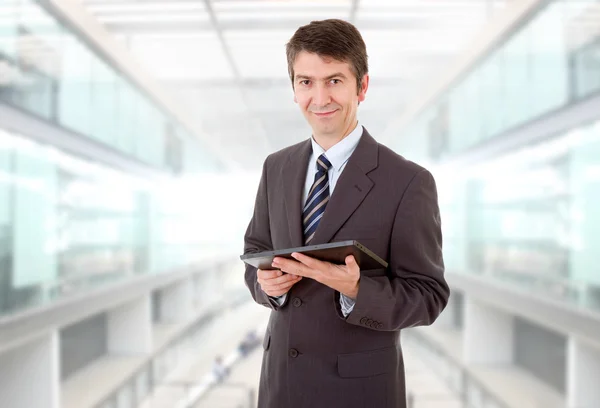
[243,19,449,408]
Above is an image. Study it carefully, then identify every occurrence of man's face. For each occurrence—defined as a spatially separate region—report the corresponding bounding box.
[292,51,368,138]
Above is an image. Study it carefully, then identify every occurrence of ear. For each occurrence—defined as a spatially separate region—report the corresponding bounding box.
[358,74,369,103]
[293,94,298,103]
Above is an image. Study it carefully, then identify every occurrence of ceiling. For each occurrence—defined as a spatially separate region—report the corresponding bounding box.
[80,0,508,170]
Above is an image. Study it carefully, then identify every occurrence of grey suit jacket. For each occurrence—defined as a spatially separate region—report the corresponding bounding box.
[244,128,450,408]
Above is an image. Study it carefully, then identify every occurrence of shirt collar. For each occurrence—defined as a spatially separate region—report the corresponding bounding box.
[310,122,363,172]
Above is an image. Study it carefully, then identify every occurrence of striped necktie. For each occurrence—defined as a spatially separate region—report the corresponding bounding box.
[303,154,332,245]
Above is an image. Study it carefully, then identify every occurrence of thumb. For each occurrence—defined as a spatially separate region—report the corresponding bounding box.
[345,255,356,266]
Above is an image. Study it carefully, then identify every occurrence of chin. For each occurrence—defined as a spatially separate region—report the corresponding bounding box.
[312,125,332,135]
[312,121,339,133]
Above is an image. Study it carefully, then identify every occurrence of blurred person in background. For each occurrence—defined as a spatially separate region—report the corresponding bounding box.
[243,19,449,408]
[238,329,260,357]
[212,355,229,383]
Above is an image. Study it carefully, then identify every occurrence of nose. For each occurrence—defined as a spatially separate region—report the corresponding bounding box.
[312,83,331,107]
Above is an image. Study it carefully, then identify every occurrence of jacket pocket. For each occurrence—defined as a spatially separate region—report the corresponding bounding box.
[337,346,397,378]
[262,332,271,351]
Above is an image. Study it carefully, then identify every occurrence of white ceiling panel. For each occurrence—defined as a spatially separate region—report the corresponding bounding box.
[212,0,352,12]
[359,0,499,9]
[228,46,290,78]
[169,84,248,115]
[225,30,294,79]
[130,33,234,80]
[96,12,210,24]
[217,10,349,22]
[79,0,509,170]
[86,2,207,14]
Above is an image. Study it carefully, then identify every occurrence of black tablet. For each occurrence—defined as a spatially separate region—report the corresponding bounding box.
[240,240,388,271]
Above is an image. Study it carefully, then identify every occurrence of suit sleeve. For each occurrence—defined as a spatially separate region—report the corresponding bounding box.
[345,169,450,330]
[243,156,287,310]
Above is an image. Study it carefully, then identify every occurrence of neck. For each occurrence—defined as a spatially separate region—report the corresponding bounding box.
[313,119,358,151]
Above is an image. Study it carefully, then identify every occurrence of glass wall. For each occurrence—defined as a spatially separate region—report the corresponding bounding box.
[395,0,600,161]
[0,0,218,173]
[0,127,228,318]
[390,0,600,315]
[439,119,600,313]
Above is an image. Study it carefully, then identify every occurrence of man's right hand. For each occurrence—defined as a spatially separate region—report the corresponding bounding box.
[257,269,302,297]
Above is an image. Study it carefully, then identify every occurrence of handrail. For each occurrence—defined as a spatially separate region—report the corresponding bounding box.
[93,289,250,408]
[167,380,256,408]
[404,329,512,408]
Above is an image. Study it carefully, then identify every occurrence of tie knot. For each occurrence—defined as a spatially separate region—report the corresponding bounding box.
[316,154,332,172]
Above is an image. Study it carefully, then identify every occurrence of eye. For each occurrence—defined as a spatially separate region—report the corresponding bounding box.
[330,79,341,84]
[299,80,310,86]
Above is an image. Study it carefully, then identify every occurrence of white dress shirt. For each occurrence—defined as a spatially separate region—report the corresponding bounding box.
[274,122,363,317]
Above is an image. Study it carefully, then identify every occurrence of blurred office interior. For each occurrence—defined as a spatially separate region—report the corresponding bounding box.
[1,0,600,407]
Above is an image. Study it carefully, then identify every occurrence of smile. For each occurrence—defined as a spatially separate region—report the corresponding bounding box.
[313,110,337,117]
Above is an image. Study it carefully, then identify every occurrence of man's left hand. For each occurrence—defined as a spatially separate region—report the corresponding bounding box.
[272,253,360,299]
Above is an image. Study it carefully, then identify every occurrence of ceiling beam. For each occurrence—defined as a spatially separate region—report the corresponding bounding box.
[203,0,239,79]
[202,0,273,153]
[102,18,436,34]
[349,0,360,23]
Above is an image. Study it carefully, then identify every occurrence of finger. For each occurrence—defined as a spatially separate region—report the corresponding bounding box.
[268,285,295,297]
[345,255,356,267]
[259,273,299,286]
[262,276,302,294]
[345,255,360,274]
[263,275,301,291]
[257,269,283,280]
[273,257,315,279]
[269,273,301,285]
[290,252,326,270]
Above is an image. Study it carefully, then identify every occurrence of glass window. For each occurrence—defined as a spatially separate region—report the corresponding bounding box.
[114,76,135,155]
[0,1,20,107]
[444,119,600,313]
[501,22,532,130]
[134,368,151,404]
[0,1,219,173]
[0,1,19,59]
[12,138,58,291]
[116,383,134,408]
[573,41,600,98]
[568,122,600,306]
[0,130,14,314]
[462,69,482,149]
[530,1,569,114]
[4,1,59,120]
[447,84,468,153]
[0,128,156,318]
[56,157,142,297]
[408,0,597,160]
[91,56,117,145]
[478,52,503,141]
[58,33,92,136]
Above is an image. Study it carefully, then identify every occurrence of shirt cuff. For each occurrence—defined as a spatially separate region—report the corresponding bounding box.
[269,293,287,306]
[340,294,356,317]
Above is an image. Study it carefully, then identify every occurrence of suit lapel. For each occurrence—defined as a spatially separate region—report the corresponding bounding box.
[311,128,379,245]
[282,139,312,248]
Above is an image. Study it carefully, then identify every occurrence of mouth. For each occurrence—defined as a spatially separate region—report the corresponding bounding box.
[312,110,337,118]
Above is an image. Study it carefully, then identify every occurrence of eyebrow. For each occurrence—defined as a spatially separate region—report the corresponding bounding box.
[295,72,348,81]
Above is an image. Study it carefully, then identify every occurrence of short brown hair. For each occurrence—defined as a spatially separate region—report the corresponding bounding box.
[286,19,368,93]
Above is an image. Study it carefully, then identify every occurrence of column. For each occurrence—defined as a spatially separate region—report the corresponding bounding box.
[567,336,600,408]
[463,297,514,364]
[107,295,152,354]
[435,291,458,329]
[0,332,60,408]
[158,277,194,323]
